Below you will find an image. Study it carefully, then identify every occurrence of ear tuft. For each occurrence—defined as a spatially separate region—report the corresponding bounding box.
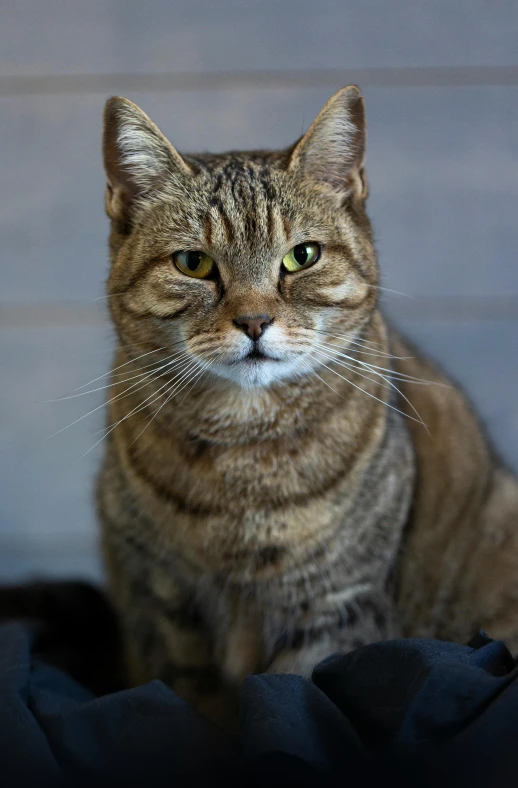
[102,97,191,221]
[289,85,367,199]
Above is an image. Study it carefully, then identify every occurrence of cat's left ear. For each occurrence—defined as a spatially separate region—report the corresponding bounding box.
[288,85,368,201]
[103,96,192,223]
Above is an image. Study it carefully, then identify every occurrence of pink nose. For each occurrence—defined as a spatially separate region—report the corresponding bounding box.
[233,315,274,342]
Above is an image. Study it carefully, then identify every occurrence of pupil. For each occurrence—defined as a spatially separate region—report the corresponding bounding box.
[294,245,308,265]
[186,251,201,270]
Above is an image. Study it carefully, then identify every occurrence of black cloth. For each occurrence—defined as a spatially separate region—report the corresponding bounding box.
[1,585,518,787]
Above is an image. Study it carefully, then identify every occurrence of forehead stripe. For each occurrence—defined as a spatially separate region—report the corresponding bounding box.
[208,195,235,245]
[202,211,213,247]
[266,203,275,241]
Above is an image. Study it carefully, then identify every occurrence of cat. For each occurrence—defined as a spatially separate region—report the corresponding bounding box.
[97,85,518,724]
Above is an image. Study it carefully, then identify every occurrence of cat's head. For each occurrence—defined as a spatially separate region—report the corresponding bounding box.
[102,86,378,389]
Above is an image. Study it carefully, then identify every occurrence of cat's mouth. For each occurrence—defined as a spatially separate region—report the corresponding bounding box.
[229,346,280,366]
[244,346,280,363]
[247,347,268,361]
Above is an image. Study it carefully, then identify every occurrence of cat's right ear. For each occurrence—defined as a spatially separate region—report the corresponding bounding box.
[102,97,192,223]
[288,85,368,202]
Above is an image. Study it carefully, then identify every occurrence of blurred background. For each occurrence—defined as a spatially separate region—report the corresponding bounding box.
[0,0,517,582]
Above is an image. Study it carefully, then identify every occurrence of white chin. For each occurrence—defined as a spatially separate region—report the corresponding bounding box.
[212,358,304,388]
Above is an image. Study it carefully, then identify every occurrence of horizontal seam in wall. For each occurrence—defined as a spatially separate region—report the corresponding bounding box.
[0,65,517,96]
[0,535,98,552]
[2,297,518,327]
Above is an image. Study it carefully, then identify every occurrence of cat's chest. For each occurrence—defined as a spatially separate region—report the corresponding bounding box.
[117,428,361,572]
[120,416,358,511]
[108,387,398,574]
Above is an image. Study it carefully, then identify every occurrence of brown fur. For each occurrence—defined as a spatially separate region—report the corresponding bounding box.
[96,86,518,724]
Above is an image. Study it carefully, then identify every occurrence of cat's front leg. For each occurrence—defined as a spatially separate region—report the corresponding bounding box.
[114,586,240,728]
[102,530,238,727]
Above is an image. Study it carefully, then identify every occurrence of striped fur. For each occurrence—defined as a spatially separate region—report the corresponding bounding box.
[98,87,518,724]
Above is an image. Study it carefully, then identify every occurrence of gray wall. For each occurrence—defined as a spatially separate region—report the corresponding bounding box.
[1,0,517,581]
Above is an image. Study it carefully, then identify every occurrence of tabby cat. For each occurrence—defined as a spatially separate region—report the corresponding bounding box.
[97,86,518,723]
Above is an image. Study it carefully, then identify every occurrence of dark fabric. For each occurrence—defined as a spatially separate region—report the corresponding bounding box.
[0,581,123,695]
[1,584,518,787]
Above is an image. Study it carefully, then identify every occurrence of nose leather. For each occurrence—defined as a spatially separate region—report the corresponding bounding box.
[233,315,274,342]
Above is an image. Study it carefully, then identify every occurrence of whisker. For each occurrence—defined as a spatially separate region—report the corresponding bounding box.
[129,357,213,447]
[79,357,201,456]
[313,343,440,387]
[84,340,185,357]
[91,291,129,302]
[300,358,347,401]
[92,356,198,438]
[367,284,415,298]
[45,353,193,440]
[307,353,426,428]
[315,337,411,361]
[308,328,406,357]
[70,346,170,392]
[178,358,214,406]
[313,341,441,385]
[109,348,189,378]
[311,347,394,393]
[315,330,384,350]
[102,358,202,443]
[311,346,428,432]
[44,350,191,401]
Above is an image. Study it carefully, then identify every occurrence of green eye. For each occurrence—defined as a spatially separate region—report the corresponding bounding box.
[173,250,215,279]
[282,243,321,273]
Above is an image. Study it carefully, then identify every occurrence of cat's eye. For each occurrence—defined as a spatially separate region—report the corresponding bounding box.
[282,243,321,273]
[173,250,215,279]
